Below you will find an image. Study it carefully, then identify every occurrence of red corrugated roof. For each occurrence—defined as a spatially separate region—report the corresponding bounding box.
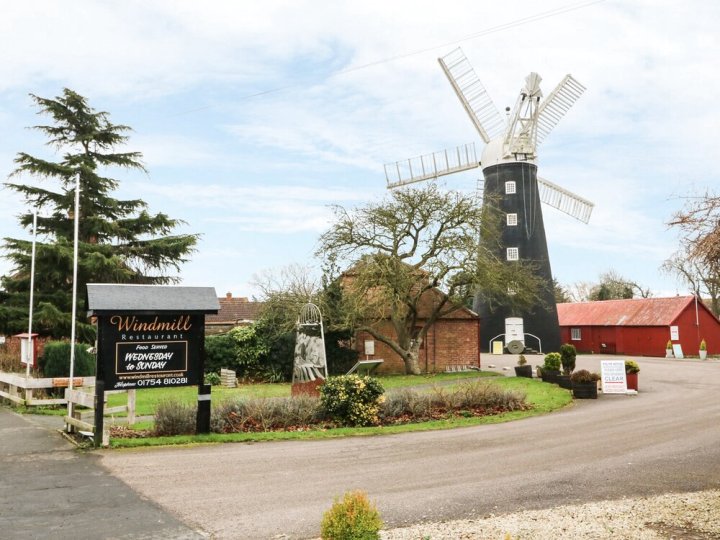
[557,296,695,326]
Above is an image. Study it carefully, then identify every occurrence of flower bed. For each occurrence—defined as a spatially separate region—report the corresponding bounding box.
[111,379,529,438]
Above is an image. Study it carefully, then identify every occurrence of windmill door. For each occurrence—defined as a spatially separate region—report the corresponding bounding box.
[505,317,525,345]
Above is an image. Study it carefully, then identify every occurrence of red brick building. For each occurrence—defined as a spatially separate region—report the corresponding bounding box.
[205,293,264,334]
[557,296,720,357]
[355,288,481,374]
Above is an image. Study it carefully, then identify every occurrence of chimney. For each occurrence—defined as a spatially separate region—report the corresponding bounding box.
[226,292,232,299]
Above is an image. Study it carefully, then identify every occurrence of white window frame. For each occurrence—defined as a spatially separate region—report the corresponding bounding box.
[506,213,518,226]
[571,328,582,341]
[506,247,519,261]
[505,181,516,194]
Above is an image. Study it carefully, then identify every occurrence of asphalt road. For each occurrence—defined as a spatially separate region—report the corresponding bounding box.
[96,355,720,539]
[0,408,204,539]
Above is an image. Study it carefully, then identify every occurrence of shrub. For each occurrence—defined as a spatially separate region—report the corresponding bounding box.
[559,344,576,375]
[625,360,640,374]
[216,395,322,433]
[570,369,600,383]
[204,333,236,374]
[41,341,95,377]
[542,352,561,372]
[229,325,269,375]
[154,398,197,436]
[380,388,433,420]
[666,340,673,350]
[205,326,271,379]
[204,372,221,386]
[447,380,527,411]
[248,363,286,383]
[252,322,295,382]
[320,375,385,427]
[517,354,527,366]
[700,339,707,351]
[380,381,527,421]
[326,329,360,376]
[320,490,382,540]
[0,339,23,373]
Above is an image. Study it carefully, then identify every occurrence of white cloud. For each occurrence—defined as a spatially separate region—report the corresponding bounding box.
[0,0,718,297]
[129,182,369,234]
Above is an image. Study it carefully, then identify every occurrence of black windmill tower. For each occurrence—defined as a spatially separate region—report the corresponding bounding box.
[383,48,594,353]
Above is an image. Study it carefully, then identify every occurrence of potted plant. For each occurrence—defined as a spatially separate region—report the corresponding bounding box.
[699,339,708,360]
[541,352,561,384]
[514,354,533,378]
[570,369,600,399]
[625,360,640,391]
[556,343,576,389]
[666,340,673,358]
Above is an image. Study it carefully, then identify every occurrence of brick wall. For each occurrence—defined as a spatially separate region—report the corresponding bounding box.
[356,317,481,374]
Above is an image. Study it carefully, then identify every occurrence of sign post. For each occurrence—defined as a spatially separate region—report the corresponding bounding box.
[86,284,219,446]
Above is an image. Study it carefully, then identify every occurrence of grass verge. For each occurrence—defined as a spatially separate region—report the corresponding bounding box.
[109,378,571,449]
[105,371,500,416]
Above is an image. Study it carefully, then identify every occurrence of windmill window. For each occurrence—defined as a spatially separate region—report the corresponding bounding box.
[571,328,581,341]
[505,181,516,194]
[506,247,519,261]
[506,213,518,226]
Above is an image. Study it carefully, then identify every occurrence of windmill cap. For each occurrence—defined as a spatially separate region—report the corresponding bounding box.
[481,137,537,169]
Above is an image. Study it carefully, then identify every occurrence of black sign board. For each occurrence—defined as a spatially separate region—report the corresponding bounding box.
[98,313,204,390]
[86,284,220,443]
[88,285,219,391]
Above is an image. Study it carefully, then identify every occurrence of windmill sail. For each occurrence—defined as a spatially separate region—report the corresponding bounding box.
[438,48,505,144]
[537,176,594,223]
[384,143,479,188]
[536,74,585,145]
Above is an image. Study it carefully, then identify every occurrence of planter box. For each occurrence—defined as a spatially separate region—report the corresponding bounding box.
[556,375,572,390]
[541,369,560,384]
[572,381,598,399]
[514,365,533,378]
[626,372,638,391]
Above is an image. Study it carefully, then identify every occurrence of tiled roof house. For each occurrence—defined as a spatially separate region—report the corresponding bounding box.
[205,293,264,334]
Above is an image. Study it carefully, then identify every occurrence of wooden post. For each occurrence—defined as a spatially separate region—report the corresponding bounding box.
[94,379,105,448]
[196,384,211,434]
[195,320,210,434]
[127,389,136,426]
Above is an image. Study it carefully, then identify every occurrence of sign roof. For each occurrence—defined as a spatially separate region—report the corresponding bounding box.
[87,284,219,313]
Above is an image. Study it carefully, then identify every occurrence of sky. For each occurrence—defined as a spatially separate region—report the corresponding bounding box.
[0,0,717,300]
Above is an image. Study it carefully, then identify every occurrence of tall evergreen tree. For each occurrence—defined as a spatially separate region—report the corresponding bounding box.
[0,89,198,341]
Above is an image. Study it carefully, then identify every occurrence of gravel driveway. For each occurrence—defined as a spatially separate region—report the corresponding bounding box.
[382,489,720,539]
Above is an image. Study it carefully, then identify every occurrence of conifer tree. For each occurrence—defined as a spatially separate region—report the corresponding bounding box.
[0,89,198,340]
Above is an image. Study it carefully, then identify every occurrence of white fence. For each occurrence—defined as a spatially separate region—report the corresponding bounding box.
[0,371,95,406]
[0,371,136,447]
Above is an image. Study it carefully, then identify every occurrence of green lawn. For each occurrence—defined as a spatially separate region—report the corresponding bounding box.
[109,376,573,448]
[106,371,501,416]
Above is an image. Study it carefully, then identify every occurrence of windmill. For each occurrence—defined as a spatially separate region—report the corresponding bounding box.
[383,47,594,353]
